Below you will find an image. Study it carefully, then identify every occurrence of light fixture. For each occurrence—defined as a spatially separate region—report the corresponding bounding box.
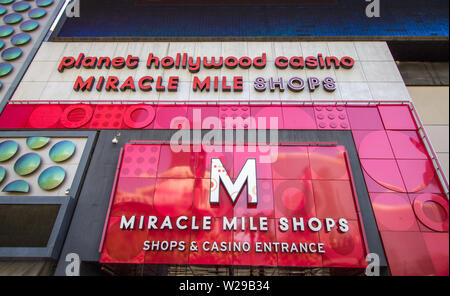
[112,132,121,144]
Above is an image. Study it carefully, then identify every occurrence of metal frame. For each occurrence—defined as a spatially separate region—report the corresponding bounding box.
[0,130,97,259]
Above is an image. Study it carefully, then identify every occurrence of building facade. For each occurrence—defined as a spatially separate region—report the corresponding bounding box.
[0,0,448,276]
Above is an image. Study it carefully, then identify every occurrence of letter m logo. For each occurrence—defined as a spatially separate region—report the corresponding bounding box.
[209,158,257,206]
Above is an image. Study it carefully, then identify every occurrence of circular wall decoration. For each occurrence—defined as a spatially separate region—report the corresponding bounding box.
[0,166,5,184]
[49,140,76,163]
[413,194,449,232]
[0,40,4,50]
[27,105,63,128]
[61,104,94,128]
[20,19,39,32]
[2,180,30,193]
[14,152,41,176]
[0,140,19,162]
[38,166,66,191]
[2,47,23,61]
[37,0,54,7]
[0,62,12,77]
[12,1,31,12]
[0,25,14,37]
[11,32,31,46]
[0,5,6,16]
[123,105,155,129]
[27,137,51,150]
[3,13,23,25]
[0,0,14,5]
[28,7,47,19]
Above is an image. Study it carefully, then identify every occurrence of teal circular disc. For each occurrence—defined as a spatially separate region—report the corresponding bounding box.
[20,20,39,32]
[37,0,53,7]
[0,40,4,50]
[27,137,51,150]
[14,152,41,176]
[0,166,6,184]
[13,1,31,12]
[0,62,12,77]
[28,7,47,19]
[0,25,14,37]
[38,166,66,191]
[2,180,30,193]
[0,0,14,5]
[0,5,6,16]
[11,33,31,46]
[2,47,22,61]
[0,140,19,162]
[3,13,23,25]
[49,141,76,163]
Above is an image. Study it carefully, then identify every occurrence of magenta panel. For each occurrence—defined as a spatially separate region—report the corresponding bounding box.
[369,192,419,232]
[387,130,429,160]
[319,220,366,268]
[271,146,311,180]
[353,130,395,159]
[153,178,195,217]
[100,217,147,264]
[282,106,317,129]
[0,104,35,128]
[273,179,316,219]
[380,231,437,276]
[361,159,406,193]
[219,105,253,129]
[397,159,441,193]
[378,105,417,130]
[153,105,188,129]
[110,177,156,217]
[26,105,64,129]
[346,107,385,130]
[313,180,358,220]
[422,233,450,276]
[119,144,161,178]
[251,106,284,129]
[309,146,349,180]
[314,106,350,130]
[89,105,125,129]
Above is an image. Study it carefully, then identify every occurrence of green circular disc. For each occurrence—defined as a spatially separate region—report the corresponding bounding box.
[3,13,23,25]
[20,19,39,32]
[27,137,51,150]
[3,180,30,193]
[0,0,14,5]
[28,7,47,19]
[0,25,14,37]
[38,166,66,191]
[11,33,31,46]
[0,166,6,184]
[0,40,4,50]
[49,140,76,163]
[13,1,31,12]
[0,140,19,162]
[14,152,41,176]
[37,0,53,7]
[2,47,22,61]
[0,5,6,16]
[0,62,12,77]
